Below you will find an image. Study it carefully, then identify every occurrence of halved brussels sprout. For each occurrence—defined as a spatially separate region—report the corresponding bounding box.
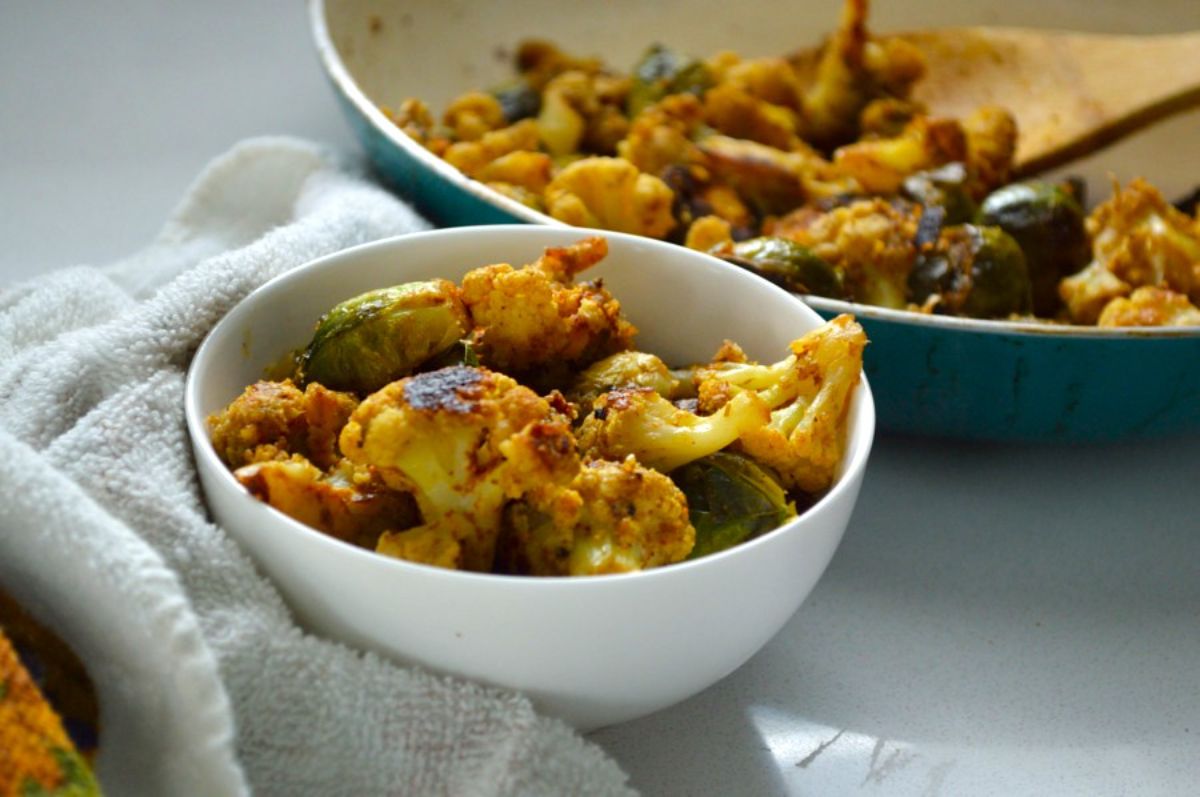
[297,279,470,395]
[627,44,714,117]
[567,351,681,416]
[901,162,976,226]
[720,237,845,298]
[977,181,1089,316]
[671,451,796,560]
[908,224,1033,318]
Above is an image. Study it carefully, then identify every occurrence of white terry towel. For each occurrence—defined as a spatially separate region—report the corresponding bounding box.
[0,137,635,797]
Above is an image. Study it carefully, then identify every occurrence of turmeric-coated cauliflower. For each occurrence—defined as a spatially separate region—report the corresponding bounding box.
[498,455,695,576]
[459,236,637,376]
[703,82,802,152]
[1096,286,1200,328]
[575,386,768,473]
[235,457,417,549]
[443,119,541,178]
[832,116,967,195]
[617,93,708,177]
[696,314,866,493]
[1061,179,1200,324]
[800,0,926,149]
[339,365,579,571]
[208,379,357,470]
[442,91,506,142]
[544,157,677,239]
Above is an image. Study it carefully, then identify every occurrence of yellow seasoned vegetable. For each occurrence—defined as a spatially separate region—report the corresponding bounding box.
[210,239,865,575]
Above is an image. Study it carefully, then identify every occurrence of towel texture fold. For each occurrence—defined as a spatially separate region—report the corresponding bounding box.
[0,137,635,796]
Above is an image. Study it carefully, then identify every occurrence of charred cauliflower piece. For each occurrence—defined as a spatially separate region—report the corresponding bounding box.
[499,455,695,576]
[459,236,637,376]
[208,379,357,470]
[696,315,866,493]
[1060,178,1200,324]
[339,365,578,571]
[575,386,768,473]
[235,457,417,549]
[544,157,677,238]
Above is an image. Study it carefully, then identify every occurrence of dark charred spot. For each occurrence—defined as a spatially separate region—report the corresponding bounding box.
[403,365,485,414]
[593,406,608,421]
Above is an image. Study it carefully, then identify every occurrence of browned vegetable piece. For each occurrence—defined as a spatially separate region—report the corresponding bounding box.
[208,380,357,470]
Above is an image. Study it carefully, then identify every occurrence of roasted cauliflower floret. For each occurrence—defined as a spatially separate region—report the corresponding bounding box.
[696,315,866,493]
[498,455,695,576]
[1096,286,1200,328]
[832,115,967,195]
[208,379,357,470]
[459,236,637,377]
[1061,178,1200,324]
[383,98,446,151]
[684,214,735,252]
[443,91,507,142]
[475,150,554,195]
[617,93,708,177]
[544,157,677,238]
[235,456,417,549]
[339,365,579,571]
[771,198,917,309]
[961,105,1018,199]
[575,386,768,473]
[442,119,541,178]
[801,0,926,149]
[703,82,802,152]
[710,54,805,112]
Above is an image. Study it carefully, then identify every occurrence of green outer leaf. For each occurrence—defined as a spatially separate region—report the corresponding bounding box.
[673,451,795,560]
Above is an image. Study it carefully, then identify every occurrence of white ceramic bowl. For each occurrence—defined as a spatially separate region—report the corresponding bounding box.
[185,226,875,730]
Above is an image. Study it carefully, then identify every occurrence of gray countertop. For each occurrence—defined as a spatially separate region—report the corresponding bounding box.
[4,2,1198,794]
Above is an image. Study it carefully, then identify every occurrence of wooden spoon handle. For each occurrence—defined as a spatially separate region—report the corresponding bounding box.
[899,28,1200,176]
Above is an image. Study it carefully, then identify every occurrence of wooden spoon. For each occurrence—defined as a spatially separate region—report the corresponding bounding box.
[893,27,1200,177]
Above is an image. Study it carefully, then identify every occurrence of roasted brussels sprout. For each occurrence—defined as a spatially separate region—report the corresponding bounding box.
[977,181,1089,316]
[490,78,542,123]
[297,280,470,395]
[671,451,796,559]
[719,237,845,298]
[908,224,1033,318]
[567,351,681,416]
[901,162,976,225]
[627,44,714,117]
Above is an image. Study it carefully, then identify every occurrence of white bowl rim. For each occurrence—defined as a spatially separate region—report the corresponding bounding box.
[308,0,1200,341]
[185,225,876,590]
